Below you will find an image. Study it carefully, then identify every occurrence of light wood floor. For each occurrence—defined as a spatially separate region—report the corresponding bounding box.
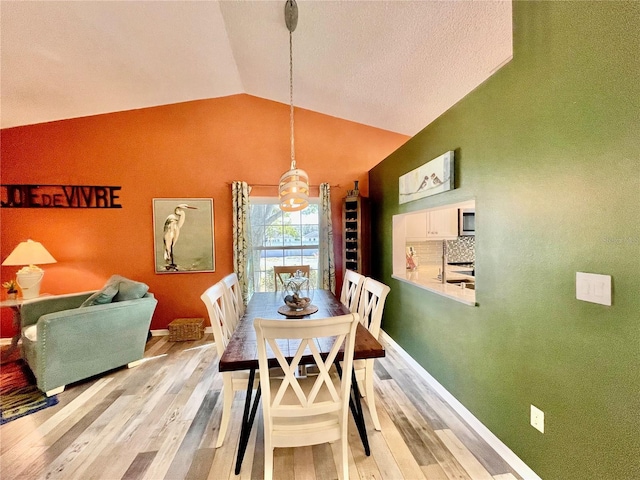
[0,334,523,480]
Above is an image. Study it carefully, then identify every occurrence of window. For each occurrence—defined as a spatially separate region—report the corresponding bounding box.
[250,197,320,292]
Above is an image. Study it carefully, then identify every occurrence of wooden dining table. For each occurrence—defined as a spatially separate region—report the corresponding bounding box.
[219,289,385,474]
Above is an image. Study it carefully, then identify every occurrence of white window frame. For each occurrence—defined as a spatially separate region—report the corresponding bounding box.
[249,196,321,292]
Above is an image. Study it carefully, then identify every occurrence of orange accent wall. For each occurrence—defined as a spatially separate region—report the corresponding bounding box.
[0,94,408,335]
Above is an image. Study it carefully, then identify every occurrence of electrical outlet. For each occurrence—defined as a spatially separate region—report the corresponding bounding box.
[530,405,544,433]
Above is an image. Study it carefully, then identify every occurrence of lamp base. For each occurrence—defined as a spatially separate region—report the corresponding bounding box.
[16,270,44,299]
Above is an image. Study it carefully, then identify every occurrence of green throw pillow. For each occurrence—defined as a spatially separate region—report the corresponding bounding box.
[80,284,119,307]
[111,275,149,302]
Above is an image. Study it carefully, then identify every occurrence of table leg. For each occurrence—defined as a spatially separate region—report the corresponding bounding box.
[335,362,371,456]
[1,334,20,360]
[234,367,261,475]
[350,369,371,456]
[1,306,21,360]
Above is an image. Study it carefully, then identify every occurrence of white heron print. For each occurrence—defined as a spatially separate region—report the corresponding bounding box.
[153,198,215,273]
[163,203,198,271]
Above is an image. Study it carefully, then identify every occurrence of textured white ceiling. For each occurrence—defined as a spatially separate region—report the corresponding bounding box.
[0,1,512,135]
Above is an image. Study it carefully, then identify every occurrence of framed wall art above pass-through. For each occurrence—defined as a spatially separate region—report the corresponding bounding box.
[399,150,454,204]
[152,198,215,273]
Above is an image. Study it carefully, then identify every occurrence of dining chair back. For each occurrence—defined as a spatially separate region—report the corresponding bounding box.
[201,281,257,448]
[201,282,235,358]
[354,277,391,431]
[357,277,391,340]
[273,265,310,291]
[340,269,365,313]
[222,272,244,329]
[254,313,359,480]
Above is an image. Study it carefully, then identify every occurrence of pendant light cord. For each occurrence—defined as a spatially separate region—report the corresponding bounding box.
[279,0,308,212]
[289,8,296,169]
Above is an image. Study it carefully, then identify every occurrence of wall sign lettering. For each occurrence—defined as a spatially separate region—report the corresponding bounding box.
[0,184,122,208]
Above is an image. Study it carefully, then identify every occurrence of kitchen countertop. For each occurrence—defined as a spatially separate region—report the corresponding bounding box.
[392,266,477,306]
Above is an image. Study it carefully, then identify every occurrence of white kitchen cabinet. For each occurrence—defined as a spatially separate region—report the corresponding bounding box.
[426,209,458,239]
[405,212,427,239]
[405,208,458,240]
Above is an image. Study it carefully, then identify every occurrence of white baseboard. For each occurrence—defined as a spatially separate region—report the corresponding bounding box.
[0,338,12,346]
[379,330,541,480]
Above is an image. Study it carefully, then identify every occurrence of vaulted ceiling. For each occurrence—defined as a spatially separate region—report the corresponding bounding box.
[0,1,512,135]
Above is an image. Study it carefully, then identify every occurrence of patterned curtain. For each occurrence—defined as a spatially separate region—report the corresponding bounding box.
[231,181,252,305]
[318,183,336,293]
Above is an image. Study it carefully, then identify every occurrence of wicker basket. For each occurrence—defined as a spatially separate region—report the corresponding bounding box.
[168,317,204,342]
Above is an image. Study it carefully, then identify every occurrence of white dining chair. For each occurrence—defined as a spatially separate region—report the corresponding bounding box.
[221,272,244,329]
[355,277,390,431]
[340,269,365,313]
[273,265,310,291]
[201,281,256,448]
[254,313,359,480]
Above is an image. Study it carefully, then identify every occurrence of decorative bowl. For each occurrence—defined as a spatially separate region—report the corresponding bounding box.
[282,269,314,311]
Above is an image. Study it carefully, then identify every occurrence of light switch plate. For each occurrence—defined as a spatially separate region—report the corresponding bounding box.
[530,405,545,433]
[576,272,611,306]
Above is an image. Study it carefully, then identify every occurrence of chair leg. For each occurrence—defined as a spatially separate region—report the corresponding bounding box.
[264,446,274,480]
[216,376,234,448]
[364,361,381,431]
[339,434,349,480]
[45,385,64,397]
[127,358,144,368]
[357,377,366,396]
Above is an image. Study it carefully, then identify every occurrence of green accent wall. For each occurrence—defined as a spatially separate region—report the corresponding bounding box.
[369,2,639,479]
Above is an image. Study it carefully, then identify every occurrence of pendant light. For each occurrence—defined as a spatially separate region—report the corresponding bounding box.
[279,0,309,212]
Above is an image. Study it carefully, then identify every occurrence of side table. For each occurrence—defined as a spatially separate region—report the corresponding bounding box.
[1,294,51,360]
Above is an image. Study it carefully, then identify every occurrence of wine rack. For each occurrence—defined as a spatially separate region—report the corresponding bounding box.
[342,195,370,275]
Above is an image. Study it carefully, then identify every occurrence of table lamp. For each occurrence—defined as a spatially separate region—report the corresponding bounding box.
[2,239,57,299]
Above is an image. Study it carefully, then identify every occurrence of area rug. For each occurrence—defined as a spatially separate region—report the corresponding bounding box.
[0,348,59,424]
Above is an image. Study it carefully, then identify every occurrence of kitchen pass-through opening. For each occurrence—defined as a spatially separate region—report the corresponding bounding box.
[392,199,476,306]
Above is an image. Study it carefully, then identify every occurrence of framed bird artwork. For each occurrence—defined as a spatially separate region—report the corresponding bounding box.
[152,198,215,273]
[398,150,455,204]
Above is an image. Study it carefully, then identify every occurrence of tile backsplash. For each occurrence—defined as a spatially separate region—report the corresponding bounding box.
[406,236,475,267]
[446,236,475,263]
[406,240,442,266]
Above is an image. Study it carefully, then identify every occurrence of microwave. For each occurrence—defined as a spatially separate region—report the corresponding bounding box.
[459,209,475,236]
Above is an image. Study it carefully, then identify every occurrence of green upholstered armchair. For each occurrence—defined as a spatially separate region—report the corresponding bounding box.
[20,291,157,396]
